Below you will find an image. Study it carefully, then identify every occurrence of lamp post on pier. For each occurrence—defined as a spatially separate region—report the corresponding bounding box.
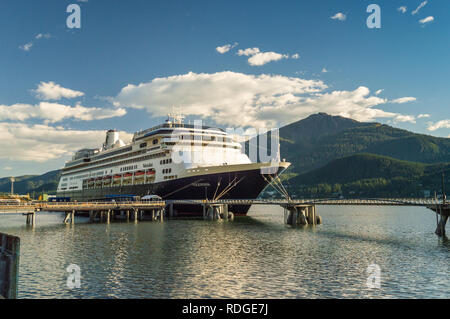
[10,177,15,196]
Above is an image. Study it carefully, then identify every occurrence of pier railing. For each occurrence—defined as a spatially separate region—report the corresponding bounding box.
[166,198,446,207]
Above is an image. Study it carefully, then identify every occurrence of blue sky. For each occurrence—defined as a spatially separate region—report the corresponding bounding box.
[0,0,449,177]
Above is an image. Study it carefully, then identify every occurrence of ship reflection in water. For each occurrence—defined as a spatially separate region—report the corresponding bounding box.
[0,205,448,299]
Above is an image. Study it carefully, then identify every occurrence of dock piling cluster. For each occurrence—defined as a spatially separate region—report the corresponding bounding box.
[434,206,449,237]
[284,204,321,226]
[202,203,234,221]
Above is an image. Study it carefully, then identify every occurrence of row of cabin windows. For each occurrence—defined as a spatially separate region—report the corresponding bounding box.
[164,175,177,180]
[162,168,172,174]
[161,158,172,165]
[67,139,160,172]
[66,151,169,176]
[120,165,138,172]
[179,135,232,143]
[66,149,145,171]
[164,141,239,149]
[140,140,159,148]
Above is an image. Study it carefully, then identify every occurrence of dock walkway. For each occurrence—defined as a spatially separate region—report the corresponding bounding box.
[0,198,447,236]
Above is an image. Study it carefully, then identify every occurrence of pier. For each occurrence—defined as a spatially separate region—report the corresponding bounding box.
[0,198,447,236]
[39,201,167,224]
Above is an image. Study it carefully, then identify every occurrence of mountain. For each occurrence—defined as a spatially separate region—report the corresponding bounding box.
[286,153,450,198]
[252,113,450,197]
[0,170,61,196]
[277,113,450,175]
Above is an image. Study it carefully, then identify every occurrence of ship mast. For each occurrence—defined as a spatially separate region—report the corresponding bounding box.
[166,110,185,125]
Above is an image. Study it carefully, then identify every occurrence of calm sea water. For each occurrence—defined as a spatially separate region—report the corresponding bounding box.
[0,205,448,299]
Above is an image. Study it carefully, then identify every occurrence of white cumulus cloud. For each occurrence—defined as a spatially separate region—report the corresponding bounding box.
[19,33,52,51]
[331,13,346,21]
[19,42,33,51]
[417,114,430,118]
[427,120,450,131]
[0,102,126,123]
[237,47,296,66]
[33,81,85,100]
[394,115,416,123]
[419,16,434,24]
[248,52,289,66]
[216,43,238,54]
[113,71,414,128]
[412,1,427,15]
[237,47,261,56]
[0,123,132,162]
[35,33,51,40]
[398,6,407,14]
[390,97,417,104]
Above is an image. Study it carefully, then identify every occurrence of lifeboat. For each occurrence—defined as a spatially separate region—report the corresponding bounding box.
[112,174,122,186]
[145,170,156,183]
[133,171,145,184]
[103,176,112,187]
[123,172,133,179]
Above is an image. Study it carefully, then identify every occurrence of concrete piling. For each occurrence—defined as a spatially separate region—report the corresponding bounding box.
[285,205,321,226]
[169,203,174,218]
[300,208,308,225]
[435,208,448,237]
[223,204,229,221]
[202,204,230,221]
[25,212,36,226]
[63,210,75,224]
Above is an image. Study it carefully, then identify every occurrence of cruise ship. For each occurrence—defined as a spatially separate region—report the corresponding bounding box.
[57,115,290,215]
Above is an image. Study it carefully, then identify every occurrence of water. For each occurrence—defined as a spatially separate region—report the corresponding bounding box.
[0,205,448,299]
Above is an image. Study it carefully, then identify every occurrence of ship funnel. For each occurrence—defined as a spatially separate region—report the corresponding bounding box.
[104,129,120,150]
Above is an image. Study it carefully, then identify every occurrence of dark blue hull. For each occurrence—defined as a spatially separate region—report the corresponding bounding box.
[59,166,286,216]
